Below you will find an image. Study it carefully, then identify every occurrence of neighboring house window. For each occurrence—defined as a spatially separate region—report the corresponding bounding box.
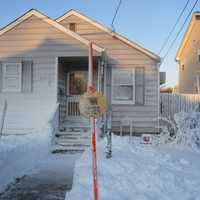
[112,68,135,104]
[69,23,76,32]
[198,55,200,63]
[181,64,184,71]
[197,49,200,62]
[2,63,22,92]
[196,75,200,94]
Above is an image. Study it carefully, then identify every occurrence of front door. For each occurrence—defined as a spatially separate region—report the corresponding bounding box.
[66,71,88,121]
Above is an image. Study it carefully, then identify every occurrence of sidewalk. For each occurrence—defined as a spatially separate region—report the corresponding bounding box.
[0,153,80,200]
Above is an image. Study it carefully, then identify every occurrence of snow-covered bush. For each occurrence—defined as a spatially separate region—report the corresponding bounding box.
[158,107,200,151]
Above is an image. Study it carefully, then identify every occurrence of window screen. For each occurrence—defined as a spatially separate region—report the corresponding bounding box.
[112,69,134,103]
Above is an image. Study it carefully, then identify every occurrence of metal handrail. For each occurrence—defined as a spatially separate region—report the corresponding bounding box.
[0,100,7,138]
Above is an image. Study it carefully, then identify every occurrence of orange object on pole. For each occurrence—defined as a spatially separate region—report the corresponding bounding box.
[88,42,99,200]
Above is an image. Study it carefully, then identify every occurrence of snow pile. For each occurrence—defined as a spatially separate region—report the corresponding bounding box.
[158,108,200,151]
[0,105,57,192]
[67,136,200,200]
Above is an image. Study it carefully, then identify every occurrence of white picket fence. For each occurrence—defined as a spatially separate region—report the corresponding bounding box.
[160,93,200,118]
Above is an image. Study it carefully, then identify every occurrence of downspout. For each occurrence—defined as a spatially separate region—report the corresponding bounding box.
[102,51,112,158]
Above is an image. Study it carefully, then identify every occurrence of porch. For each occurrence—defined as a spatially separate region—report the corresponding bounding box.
[55,56,106,151]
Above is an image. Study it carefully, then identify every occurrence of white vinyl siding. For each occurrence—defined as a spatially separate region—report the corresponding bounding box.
[2,63,22,92]
[59,14,159,133]
[112,68,135,104]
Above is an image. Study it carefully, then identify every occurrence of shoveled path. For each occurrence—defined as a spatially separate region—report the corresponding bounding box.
[0,153,80,200]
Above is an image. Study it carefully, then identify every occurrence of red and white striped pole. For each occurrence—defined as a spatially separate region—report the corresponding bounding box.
[88,42,99,200]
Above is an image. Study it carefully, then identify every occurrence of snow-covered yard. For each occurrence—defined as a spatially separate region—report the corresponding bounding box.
[67,136,200,200]
[1,107,200,200]
[0,124,52,192]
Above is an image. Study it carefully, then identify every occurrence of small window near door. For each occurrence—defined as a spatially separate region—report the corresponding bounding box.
[2,63,22,92]
[69,71,87,95]
[181,64,184,71]
[69,23,76,32]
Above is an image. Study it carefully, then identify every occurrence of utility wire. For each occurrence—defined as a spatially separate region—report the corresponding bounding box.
[158,0,191,55]
[111,0,122,31]
[162,0,199,63]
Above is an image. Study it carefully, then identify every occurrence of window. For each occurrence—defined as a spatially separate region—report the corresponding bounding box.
[69,23,76,32]
[197,49,200,62]
[198,55,200,63]
[181,64,184,71]
[112,68,135,104]
[2,63,22,92]
[68,71,87,95]
[196,75,200,94]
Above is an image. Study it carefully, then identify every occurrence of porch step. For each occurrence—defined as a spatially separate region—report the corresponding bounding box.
[52,127,91,152]
[60,127,90,133]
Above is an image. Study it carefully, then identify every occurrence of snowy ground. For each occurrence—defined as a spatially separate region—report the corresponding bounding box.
[0,123,53,192]
[67,136,200,200]
[0,153,80,200]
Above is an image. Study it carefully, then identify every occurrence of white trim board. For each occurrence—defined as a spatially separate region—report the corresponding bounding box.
[56,10,160,62]
[0,9,104,53]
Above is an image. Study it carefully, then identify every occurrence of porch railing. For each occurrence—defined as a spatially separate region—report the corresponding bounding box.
[67,95,81,117]
[49,103,59,144]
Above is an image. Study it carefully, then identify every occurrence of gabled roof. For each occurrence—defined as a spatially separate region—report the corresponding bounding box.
[0,9,104,53]
[176,12,200,61]
[56,9,160,62]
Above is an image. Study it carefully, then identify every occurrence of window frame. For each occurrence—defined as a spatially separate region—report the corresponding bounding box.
[69,23,76,32]
[197,49,200,63]
[112,68,135,105]
[2,62,22,92]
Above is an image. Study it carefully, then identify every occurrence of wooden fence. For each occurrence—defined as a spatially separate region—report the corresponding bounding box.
[160,93,200,118]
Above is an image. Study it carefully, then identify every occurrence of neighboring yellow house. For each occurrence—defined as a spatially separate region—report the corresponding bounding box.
[176,12,200,94]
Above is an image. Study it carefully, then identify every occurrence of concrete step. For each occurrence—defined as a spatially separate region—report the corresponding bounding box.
[55,141,90,147]
[60,127,90,133]
[53,128,91,151]
[56,131,90,136]
[56,135,90,141]
[52,145,89,153]
[55,138,90,145]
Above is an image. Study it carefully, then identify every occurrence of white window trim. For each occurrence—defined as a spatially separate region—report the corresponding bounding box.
[2,63,22,92]
[112,68,135,105]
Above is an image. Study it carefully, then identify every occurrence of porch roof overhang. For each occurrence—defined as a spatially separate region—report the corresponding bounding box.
[0,9,105,55]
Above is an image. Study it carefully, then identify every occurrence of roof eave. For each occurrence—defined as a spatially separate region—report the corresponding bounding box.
[56,10,160,62]
[175,13,200,62]
[0,9,104,54]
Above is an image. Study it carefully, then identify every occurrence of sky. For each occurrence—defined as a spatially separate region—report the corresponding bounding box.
[0,0,199,87]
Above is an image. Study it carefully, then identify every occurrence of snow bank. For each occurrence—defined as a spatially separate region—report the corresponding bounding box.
[0,105,57,192]
[158,108,200,151]
[67,136,200,200]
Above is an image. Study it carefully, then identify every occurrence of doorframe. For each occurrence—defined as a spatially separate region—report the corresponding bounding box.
[66,70,88,122]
